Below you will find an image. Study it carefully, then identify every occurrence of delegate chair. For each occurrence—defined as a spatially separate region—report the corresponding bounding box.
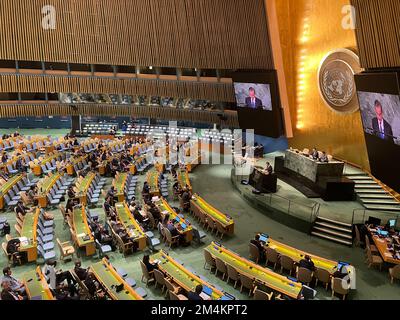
[140,261,155,287]
[249,243,260,264]
[56,238,75,261]
[226,264,240,289]
[389,265,400,284]
[366,246,383,271]
[169,290,188,300]
[280,255,295,276]
[297,267,313,286]
[315,268,331,290]
[265,247,279,270]
[331,278,350,300]
[239,273,255,297]
[215,257,227,281]
[153,269,166,293]
[253,287,273,300]
[164,278,180,298]
[204,250,216,271]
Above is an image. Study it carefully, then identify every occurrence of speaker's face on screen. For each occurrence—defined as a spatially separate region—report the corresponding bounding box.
[374,104,383,121]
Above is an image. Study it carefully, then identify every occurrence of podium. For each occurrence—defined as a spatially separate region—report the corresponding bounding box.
[249,167,277,193]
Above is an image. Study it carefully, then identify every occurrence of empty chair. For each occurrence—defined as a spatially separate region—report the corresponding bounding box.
[280,255,295,275]
[226,264,240,289]
[4,195,18,207]
[389,265,400,284]
[315,268,331,290]
[366,247,383,271]
[297,267,313,285]
[204,250,216,271]
[249,243,260,264]
[354,225,364,248]
[365,235,379,255]
[239,273,255,296]
[153,269,166,292]
[57,238,75,261]
[264,247,279,270]
[164,278,179,298]
[169,290,188,300]
[253,287,273,300]
[37,245,56,262]
[192,227,206,245]
[6,164,18,175]
[95,239,112,258]
[125,278,136,288]
[331,278,350,300]
[215,257,227,280]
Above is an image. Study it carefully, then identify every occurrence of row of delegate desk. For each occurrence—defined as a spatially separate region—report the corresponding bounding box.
[0,174,23,209]
[37,173,62,208]
[76,172,97,205]
[368,225,400,265]
[151,250,234,300]
[115,202,147,251]
[177,169,192,192]
[71,205,96,256]
[190,194,235,236]
[205,240,356,299]
[147,171,160,197]
[19,208,40,263]
[262,234,356,280]
[152,198,193,243]
[22,259,143,300]
[205,242,303,299]
[114,173,129,202]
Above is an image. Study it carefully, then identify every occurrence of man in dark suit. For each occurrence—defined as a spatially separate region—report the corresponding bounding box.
[372,100,394,143]
[298,255,315,272]
[245,87,263,109]
[188,284,204,301]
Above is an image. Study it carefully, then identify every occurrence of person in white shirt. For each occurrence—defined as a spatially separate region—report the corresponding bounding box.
[2,267,25,294]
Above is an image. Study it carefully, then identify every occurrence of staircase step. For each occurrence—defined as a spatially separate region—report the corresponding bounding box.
[354,181,379,185]
[315,221,353,233]
[312,227,353,240]
[359,194,393,199]
[355,185,383,189]
[347,176,374,181]
[316,216,352,228]
[311,231,353,246]
[361,199,400,205]
[355,189,388,194]
[364,205,400,212]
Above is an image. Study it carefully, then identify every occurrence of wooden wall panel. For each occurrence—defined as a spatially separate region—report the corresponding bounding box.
[352,0,400,69]
[0,103,239,126]
[0,0,273,70]
[0,74,236,102]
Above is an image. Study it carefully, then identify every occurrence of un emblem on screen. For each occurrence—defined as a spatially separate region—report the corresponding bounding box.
[318,49,362,114]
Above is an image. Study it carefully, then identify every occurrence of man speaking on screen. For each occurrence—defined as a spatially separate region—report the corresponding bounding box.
[245,87,263,109]
[372,100,394,143]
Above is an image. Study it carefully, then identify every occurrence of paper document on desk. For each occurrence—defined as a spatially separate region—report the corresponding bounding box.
[77,233,86,238]
[199,292,212,300]
[19,237,29,246]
